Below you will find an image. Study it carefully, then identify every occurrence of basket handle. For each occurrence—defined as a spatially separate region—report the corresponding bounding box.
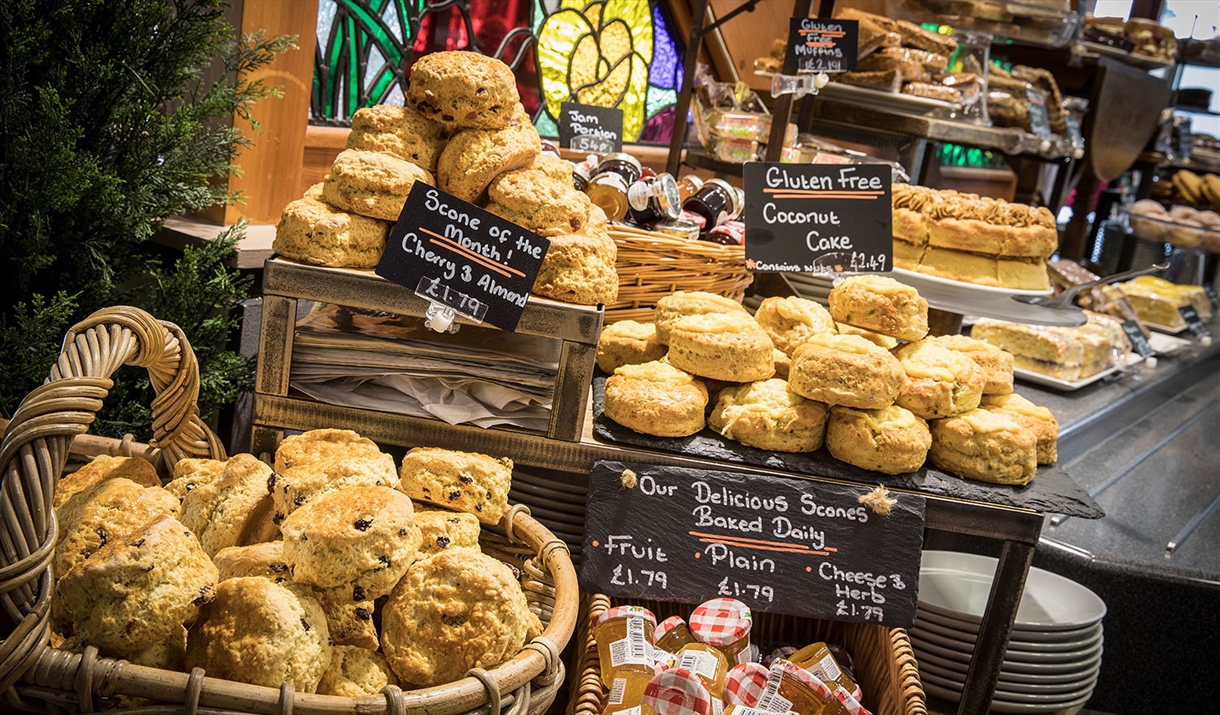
[0,305,225,693]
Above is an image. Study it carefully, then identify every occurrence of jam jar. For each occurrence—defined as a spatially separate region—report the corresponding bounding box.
[682,179,742,230]
[627,173,681,224]
[596,152,643,186]
[677,174,705,203]
[587,171,630,221]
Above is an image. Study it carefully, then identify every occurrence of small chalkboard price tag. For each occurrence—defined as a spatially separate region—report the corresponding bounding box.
[785,18,858,73]
[1121,320,1155,358]
[377,185,550,332]
[744,163,892,275]
[580,461,926,627]
[1179,305,1210,338]
[1026,88,1054,141]
[559,102,623,155]
[1065,114,1084,148]
[1178,123,1193,160]
[1203,284,1219,310]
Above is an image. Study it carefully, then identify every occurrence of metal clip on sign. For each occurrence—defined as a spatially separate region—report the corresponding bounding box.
[424,301,460,334]
[771,72,829,100]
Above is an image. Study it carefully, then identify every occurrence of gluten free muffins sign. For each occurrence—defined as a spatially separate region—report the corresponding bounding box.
[377,185,550,331]
[743,163,892,275]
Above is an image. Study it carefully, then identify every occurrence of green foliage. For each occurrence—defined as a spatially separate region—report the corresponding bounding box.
[0,0,293,440]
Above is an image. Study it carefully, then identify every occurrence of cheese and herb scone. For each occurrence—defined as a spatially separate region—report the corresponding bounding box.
[980,393,1059,464]
[666,311,776,383]
[933,334,1015,395]
[753,296,837,358]
[653,290,749,345]
[826,404,932,475]
[708,378,830,453]
[893,339,986,419]
[929,409,1038,486]
[788,333,907,410]
[829,274,929,342]
[604,360,709,438]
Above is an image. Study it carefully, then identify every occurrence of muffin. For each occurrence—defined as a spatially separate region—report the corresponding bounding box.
[179,453,275,557]
[828,275,929,341]
[399,448,513,524]
[596,320,667,373]
[57,514,218,657]
[929,409,1038,485]
[54,455,160,510]
[186,577,332,692]
[407,51,521,130]
[603,361,709,437]
[653,291,749,345]
[980,393,1058,464]
[346,104,447,173]
[893,339,986,419]
[281,485,422,598]
[788,334,906,409]
[826,405,932,475]
[666,312,776,382]
[753,296,837,357]
[381,550,541,687]
[322,148,435,221]
[708,379,829,452]
[274,196,390,268]
[317,646,400,697]
[934,334,1014,395]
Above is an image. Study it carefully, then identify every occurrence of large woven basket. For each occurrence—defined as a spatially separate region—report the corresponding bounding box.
[607,224,754,324]
[568,595,927,715]
[0,306,577,714]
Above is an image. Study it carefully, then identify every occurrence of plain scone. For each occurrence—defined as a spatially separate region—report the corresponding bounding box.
[708,378,829,452]
[828,275,929,341]
[399,447,513,524]
[596,320,667,373]
[653,291,748,345]
[186,577,333,692]
[826,404,932,475]
[788,333,907,409]
[381,550,542,687]
[666,312,776,382]
[57,514,218,657]
[929,409,1038,485]
[603,360,709,437]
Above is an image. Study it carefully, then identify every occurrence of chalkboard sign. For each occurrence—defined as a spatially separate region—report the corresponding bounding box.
[743,163,892,275]
[785,18,858,74]
[1178,123,1193,160]
[377,186,550,332]
[580,461,926,627]
[1179,305,1210,338]
[559,102,623,154]
[1121,320,1154,358]
[1203,284,1219,311]
[1026,88,1053,141]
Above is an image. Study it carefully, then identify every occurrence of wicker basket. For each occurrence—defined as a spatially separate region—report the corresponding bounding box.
[0,306,578,714]
[607,224,754,324]
[568,595,927,715]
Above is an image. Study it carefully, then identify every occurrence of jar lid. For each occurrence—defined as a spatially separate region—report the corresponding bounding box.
[724,663,769,708]
[762,647,798,668]
[771,659,831,701]
[654,173,681,218]
[599,152,643,175]
[655,616,690,643]
[689,598,752,647]
[652,219,701,241]
[589,171,630,192]
[680,174,705,191]
[642,668,714,715]
[593,605,658,632]
[831,685,869,715]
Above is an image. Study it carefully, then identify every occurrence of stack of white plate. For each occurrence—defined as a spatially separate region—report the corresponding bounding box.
[911,551,1106,714]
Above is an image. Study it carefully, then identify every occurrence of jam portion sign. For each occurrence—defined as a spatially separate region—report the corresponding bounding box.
[559,102,623,155]
[744,163,892,275]
[581,461,925,628]
[785,18,858,73]
[377,186,549,332]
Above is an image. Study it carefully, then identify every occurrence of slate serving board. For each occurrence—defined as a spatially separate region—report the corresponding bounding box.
[591,374,1104,519]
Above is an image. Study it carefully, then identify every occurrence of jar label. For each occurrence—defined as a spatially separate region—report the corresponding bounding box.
[678,649,721,681]
[806,654,842,683]
[610,615,652,668]
[755,667,793,713]
[609,677,628,705]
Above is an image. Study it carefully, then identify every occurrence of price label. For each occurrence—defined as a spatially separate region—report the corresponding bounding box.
[1065,114,1084,147]
[1203,284,1219,310]
[743,163,892,275]
[1026,88,1054,141]
[1121,320,1155,358]
[377,186,550,332]
[559,102,623,155]
[784,18,858,74]
[580,461,925,627]
[1178,123,1193,160]
[1179,305,1210,338]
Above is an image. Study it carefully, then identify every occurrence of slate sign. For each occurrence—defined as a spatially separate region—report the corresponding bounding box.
[1179,305,1210,338]
[1203,284,1219,311]
[744,162,892,274]
[1121,320,1154,358]
[1178,123,1193,160]
[785,18,858,74]
[559,102,623,154]
[1026,88,1053,141]
[377,185,550,332]
[580,461,926,628]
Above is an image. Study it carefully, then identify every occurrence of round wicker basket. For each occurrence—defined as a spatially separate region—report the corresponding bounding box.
[607,224,754,324]
[0,306,578,714]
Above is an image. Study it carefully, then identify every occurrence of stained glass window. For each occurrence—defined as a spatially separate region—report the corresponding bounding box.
[312,0,684,143]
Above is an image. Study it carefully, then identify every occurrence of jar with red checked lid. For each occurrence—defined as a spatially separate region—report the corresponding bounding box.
[655,616,698,652]
[603,671,657,715]
[642,667,721,715]
[594,605,658,688]
[675,643,728,697]
[755,660,847,715]
[689,598,753,665]
[724,662,769,709]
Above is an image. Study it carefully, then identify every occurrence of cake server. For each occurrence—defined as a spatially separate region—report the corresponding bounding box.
[1011,262,1169,310]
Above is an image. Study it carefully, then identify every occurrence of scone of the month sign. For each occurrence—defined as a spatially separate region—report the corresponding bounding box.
[49,428,545,696]
[273,51,618,307]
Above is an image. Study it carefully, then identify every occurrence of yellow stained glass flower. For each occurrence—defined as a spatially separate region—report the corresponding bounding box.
[538,0,654,141]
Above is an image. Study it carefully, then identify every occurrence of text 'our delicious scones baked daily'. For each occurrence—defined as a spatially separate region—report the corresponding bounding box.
[596,278,1060,487]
